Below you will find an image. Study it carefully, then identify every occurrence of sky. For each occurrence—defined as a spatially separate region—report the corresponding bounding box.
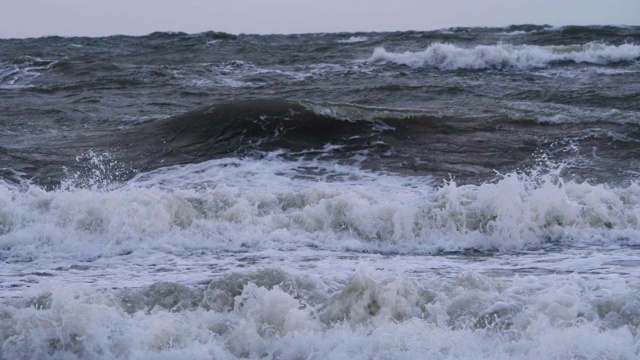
[1,0,639,38]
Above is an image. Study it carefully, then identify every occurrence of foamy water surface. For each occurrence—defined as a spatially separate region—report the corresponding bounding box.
[1,25,640,359]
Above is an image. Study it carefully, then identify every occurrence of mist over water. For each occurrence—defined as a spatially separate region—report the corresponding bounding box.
[1,25,640,359]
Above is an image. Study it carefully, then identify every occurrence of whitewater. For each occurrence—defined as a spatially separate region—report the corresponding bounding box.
[1,25,640,359]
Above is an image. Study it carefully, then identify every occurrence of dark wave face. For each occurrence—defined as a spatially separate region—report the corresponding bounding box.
[1,98,638,189]
[0,25,639,188]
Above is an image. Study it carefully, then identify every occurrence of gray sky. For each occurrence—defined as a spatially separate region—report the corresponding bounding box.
[1,0,639,38]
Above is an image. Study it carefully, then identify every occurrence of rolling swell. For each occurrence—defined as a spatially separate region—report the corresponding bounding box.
[107,99,391,177]
[57,99,546,186]
[153,99,378,157]
[72,99,640,184]
[2,98,638,188]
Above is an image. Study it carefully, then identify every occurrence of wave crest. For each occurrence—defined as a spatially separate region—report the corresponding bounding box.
[368,42,640,70]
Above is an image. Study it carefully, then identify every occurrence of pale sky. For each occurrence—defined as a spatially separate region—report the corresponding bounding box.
[1,0,639,38]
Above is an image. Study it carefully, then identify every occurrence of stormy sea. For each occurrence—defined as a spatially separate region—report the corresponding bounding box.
[1,25,640,359]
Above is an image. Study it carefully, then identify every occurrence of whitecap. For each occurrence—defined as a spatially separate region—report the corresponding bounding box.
[368,42,640,70]
[337,36,369,44]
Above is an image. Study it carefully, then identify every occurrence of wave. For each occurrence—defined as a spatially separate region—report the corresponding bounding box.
[54,99,547,186]
[2,266,639,359]
[146,31,235,40]
[503,24,552,33]
[368,42,640,70]
[396,25,640,44]
[0,57,57,89]
[144,99,388,160]
[1,156,639,263]
[337,36,369,44]
[94,99,640,185]
[4,98,639,188]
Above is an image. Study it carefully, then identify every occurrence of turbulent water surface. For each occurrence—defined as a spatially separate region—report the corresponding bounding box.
[1,25,640,359]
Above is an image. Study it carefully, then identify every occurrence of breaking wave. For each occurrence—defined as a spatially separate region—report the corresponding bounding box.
[0,57,57,89]
[1,157,639,262]
[369,42,640,70]
[337,36,369,44]
[2,266,639,359]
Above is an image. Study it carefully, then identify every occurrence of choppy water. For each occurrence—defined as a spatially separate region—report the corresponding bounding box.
[1,25,640,359]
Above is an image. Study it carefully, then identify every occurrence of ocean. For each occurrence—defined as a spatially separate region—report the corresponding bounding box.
[1,25,640,359]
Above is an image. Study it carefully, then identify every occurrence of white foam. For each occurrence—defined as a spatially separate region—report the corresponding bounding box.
[337,36,369,44]
[2,266,639,359]
[497,30,528,36]
[0,57,57,89]
[169,64,256,88]
[1,157,639,265]
[368,42,640,70]
[170,61,350,88]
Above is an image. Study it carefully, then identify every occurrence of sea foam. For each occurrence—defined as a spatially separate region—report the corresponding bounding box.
[0,57,57,89]
[1,157,639,262]
[337,36,369,44]
[2,266,639,359]
[369,42,640,70]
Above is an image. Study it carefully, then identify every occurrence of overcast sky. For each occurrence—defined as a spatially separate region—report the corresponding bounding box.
[1,0,639,38]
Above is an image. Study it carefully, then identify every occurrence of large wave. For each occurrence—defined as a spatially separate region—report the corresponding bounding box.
[2,98,638,189]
